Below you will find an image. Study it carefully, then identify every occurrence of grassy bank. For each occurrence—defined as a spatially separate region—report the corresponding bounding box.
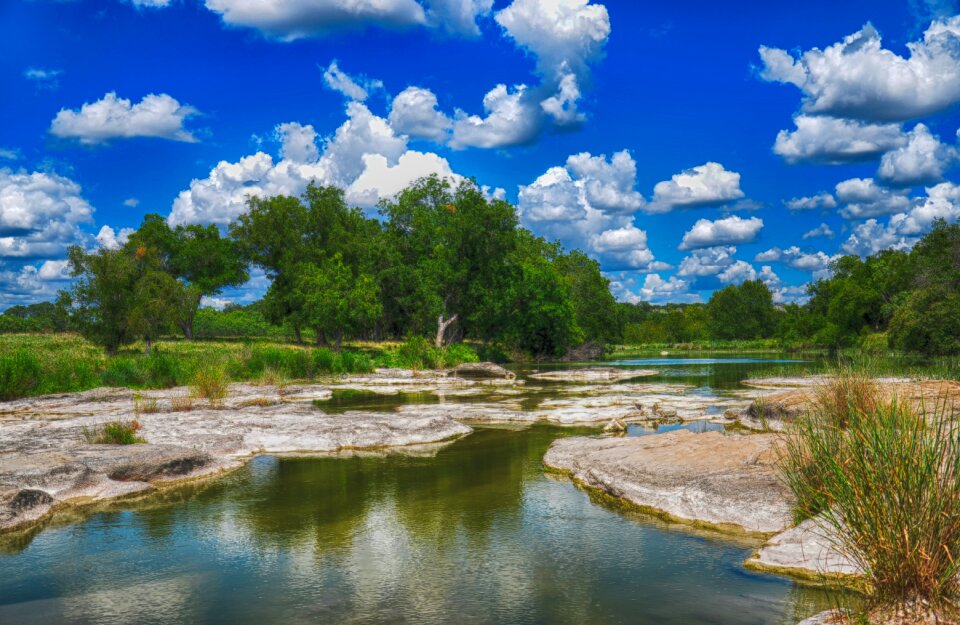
[0,334,479,401]
[608,339,823,356]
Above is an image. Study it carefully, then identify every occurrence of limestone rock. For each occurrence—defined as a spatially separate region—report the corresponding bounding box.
[528,367,658,383]
[449,362,516,380]
[745,518,861,579]
[543,431,793,534]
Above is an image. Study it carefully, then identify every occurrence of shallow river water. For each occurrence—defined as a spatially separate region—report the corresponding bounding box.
[0,355,835,625]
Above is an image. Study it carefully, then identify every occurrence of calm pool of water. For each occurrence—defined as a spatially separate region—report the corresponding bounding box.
[0,356,834,625]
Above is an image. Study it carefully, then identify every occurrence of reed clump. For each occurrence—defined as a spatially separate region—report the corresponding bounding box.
[779,372,960,623]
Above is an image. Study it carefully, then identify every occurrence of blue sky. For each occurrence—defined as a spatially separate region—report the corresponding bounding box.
[2,0,960,309]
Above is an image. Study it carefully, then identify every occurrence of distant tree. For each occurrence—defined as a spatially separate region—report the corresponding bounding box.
[291,255,382,348]
[555,250,618,344]
[706,280,776,340]
[889,220,960,355]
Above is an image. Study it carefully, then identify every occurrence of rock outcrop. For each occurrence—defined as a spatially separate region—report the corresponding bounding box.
[448,362,516,380]
[528,367,658,382]
[745,518,861,580]
[543,431,793,534]
[0,391,471,533]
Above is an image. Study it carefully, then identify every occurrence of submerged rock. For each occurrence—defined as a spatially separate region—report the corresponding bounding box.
[543,431,793,534]
[528,367,658,383]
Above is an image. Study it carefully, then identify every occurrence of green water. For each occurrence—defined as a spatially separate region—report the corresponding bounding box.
[0,427,830,625]
[0,355,836,624]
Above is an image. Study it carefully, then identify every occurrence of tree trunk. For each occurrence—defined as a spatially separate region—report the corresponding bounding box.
[293,325,303,344]
[145,337,152,356]
[316,330,327,347]
[335,331,343,352]
[435,313,458,348]
[181,291,201,340]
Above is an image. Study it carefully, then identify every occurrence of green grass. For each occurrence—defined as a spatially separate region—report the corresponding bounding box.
[0,333,481,401]
[608,339,821,356]
[778,372,960,620]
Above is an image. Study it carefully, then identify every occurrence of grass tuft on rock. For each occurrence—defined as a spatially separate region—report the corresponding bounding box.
[82,419,146,445]
[191,364,229,406]
[779,372,960,621]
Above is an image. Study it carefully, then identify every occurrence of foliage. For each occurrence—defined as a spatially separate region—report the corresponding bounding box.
[779,375,960,614]
[82,419,145,445]
[706,280,777,340]
[125,214,248,339]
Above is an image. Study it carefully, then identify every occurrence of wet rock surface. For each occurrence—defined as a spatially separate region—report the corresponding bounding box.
[745,518,861,579]
[528,367,658,382]
[543,430,793,534]
[0,378,474,532]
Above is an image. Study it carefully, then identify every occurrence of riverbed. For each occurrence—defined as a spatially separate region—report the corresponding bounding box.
[0,354,835,625]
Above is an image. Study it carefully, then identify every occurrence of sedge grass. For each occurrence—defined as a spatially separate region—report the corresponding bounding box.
[779,373,960,621]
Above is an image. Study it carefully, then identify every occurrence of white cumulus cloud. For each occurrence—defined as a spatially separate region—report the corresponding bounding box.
[877,123,958,186]
[0,168,94,258]
[646,162,745,213]
[389,87,453,143]
[835,177,912,219]
[678,215,763,250]
[204,0,427,40]
[773,115,906,164]
[758,18,960,121]
[50,92,199,145]
[785,193,837,211]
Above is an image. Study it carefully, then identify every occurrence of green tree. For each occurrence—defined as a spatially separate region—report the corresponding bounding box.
[127,270,182,354]
[379,176,517,347]
[706,280,777,340]
[126,214,248,339]
[291,255,382,348]
[555,250,618,344]
[58,246,141,354]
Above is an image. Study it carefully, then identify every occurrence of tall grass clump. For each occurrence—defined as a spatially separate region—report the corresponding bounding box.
[190,363,229,406]
[383,336,479,370]
[779,374,960,622]
[0,350,42,400]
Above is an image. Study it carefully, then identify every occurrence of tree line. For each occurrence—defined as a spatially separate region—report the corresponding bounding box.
[3,174,958,357]
[42,177,620,357]
[619,219,960,355]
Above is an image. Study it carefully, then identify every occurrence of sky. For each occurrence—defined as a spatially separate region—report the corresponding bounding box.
[2,0,960,309]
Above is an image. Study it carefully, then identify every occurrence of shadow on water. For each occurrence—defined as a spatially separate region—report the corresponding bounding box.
[0,425,833,625]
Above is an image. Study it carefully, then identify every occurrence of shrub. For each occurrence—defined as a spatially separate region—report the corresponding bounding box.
[82,419,145,445]
[779,376,960,619]
[191,364,229,406]
[0,350,42,400]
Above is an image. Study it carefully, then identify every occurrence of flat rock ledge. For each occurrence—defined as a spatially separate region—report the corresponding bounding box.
[543,430,793,535]
[745,518,861,582]
[528,367,658,383]
[0,395,471,533]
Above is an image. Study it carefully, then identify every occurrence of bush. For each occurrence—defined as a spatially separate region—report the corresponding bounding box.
[0,350,42,400]
[82,419,145,445]
[779,374,960,618]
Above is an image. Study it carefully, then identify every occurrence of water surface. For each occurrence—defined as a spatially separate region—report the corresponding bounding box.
[0,355,834,624]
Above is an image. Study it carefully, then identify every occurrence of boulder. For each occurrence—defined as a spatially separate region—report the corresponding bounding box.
[449,362,516,380]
